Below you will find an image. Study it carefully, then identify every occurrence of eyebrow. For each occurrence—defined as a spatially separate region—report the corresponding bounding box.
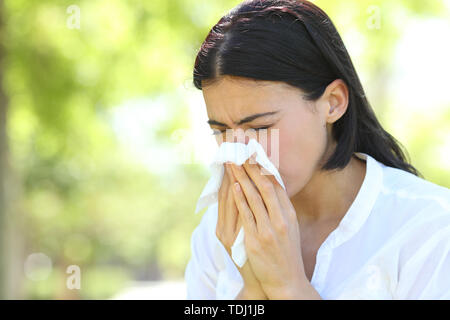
[207,110,280,127]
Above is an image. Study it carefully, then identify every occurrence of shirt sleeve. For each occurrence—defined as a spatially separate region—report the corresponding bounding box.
[395,215,450,299]
[185,205,221,299]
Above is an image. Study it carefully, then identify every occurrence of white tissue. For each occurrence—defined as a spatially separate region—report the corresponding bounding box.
[195,138,286,268]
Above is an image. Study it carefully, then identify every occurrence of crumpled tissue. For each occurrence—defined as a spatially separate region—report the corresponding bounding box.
[195,138,286,268]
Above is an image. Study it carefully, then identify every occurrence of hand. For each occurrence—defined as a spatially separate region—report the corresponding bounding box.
[216,162,268,299]
[230,156,318,299]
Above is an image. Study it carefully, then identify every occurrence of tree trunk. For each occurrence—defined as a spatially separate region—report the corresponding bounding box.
[0,0,7,299]
[0,0,24,299]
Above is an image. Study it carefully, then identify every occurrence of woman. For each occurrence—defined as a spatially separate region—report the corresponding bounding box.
[185,0,450,299]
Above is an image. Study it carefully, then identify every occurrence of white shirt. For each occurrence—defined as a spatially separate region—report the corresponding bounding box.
[184,152,450,299]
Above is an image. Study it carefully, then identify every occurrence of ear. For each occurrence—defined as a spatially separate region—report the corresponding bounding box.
[322,79,349,124]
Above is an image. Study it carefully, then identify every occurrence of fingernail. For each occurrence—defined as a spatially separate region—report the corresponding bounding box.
[225,163,233,176]
[234,182,240,192]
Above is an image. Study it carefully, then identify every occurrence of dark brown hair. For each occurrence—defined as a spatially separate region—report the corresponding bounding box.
[193,0,422,177]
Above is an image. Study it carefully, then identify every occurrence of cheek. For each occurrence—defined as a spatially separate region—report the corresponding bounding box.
[273,118,327,196]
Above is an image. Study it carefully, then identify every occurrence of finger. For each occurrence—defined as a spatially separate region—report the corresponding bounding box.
[227,164,243,238]
[224,164,239,236]
[242,157,283,223]
[219,162,229,198]
[267,172,294,224]
[231,162,270,231]
[264,171,297,223]
[231,181,257,236]
[234,211,243,240]
[217,164,230,234]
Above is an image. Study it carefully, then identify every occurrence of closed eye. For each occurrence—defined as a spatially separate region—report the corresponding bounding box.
[211,126,271,135]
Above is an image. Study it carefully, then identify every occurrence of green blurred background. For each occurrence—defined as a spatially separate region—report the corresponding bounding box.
[0,0,448,299]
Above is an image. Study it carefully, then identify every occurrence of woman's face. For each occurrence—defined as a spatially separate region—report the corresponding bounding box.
[202,75,345,198]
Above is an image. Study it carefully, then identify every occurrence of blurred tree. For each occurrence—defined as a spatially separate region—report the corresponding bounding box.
[0,0,447,299]
[1,0,237,299]
[0,0,7,299]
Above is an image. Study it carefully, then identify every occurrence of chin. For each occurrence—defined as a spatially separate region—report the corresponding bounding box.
[286,188,295,198]
[284,180,304,199]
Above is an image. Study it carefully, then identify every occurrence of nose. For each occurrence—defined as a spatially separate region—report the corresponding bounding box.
[226,127,255,145]
[216,127,257,146]
[232,128,246,144]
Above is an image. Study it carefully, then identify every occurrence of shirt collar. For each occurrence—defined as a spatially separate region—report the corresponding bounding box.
[326,152,384,249]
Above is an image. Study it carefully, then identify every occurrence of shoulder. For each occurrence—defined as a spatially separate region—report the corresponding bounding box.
[197,203,219,238]
[376,164,450,267]
[185,203,222,299]
[189,203,222,270]
[379,163,450,215]
[370,163,450,251]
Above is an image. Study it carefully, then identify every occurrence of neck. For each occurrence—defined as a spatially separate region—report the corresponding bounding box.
[290,154,367,225]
